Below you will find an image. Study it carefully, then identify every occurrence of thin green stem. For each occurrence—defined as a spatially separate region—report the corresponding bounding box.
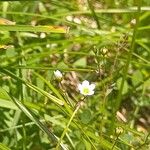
[109,0,142,136]
[55,100,84,149]
[130,82,146,129]
[111,132,121,150]
[17,31,26,150]
[87,0,101,29]
[18,67,26,150]
[115,0,141,111]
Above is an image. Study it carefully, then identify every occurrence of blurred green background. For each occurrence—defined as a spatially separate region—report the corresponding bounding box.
[0,0,149,150]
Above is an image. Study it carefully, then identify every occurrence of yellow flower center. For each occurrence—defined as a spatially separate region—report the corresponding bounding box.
[83,88,89,94]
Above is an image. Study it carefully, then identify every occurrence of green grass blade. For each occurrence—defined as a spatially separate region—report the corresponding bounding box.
[0,69,64,106]
[138,25,150,30]
[9,95,67,149]
[0,98,18,110]
[33,71,65,102]
[0,143,11,150]
[87,0,100,29]
[0,25,69,33]
[26,83,65,106]
[6,92,66,149]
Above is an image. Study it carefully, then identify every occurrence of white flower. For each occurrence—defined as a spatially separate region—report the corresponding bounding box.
[130,19,136,25]
[78,80,95,96]
[54,70,63,80]
[40,32,46,39]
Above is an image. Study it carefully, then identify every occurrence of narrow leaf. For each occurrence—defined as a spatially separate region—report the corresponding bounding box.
[0,25,69,33]
[0,143,11,150]
[0,18,16,25]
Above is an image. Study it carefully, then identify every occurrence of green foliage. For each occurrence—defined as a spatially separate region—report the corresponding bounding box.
[0,143,11,150]
[0,0,150,150]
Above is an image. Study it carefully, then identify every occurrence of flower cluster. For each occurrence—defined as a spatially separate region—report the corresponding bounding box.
[54,70,95,96]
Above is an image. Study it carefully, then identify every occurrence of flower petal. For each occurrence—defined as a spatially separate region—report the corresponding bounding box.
[78,84,82,91]
[82,80,89,86]
[54,70,63,80]
[90,84,95,90]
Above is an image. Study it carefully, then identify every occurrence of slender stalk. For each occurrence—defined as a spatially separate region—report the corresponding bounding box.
[111,132,121,150]
[115,0,141,111]
[55,100,84,149]
[17,32,26,150]
[109,0,142,135]
[87,0,101,29]
[130,82,146,129]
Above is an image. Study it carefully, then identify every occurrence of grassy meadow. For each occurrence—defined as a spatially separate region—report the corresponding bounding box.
[0,0,150,150]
